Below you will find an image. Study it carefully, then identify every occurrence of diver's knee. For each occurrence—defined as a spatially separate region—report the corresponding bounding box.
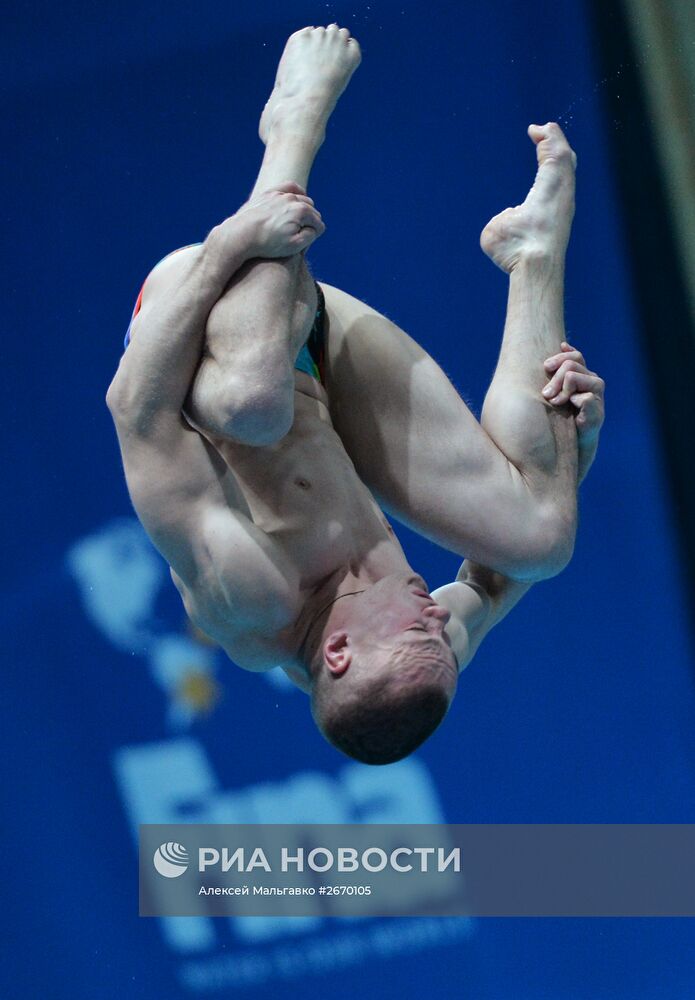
[186,356,296,445]
[210,374,295,446]
[224,390,294,445]
[508,505,576,582]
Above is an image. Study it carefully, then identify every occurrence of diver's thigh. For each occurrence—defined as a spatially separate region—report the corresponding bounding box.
[320,282,515,558]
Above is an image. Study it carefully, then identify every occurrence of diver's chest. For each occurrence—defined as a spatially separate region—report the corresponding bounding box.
[242,441,375,553]
[227,412,359,509]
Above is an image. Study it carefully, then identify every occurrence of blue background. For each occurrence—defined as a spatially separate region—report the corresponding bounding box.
[4,1,695,997]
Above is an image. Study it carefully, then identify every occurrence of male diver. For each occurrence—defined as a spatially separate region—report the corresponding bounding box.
[107,26,605,763]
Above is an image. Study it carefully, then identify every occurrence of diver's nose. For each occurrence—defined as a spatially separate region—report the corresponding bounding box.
[423,602,451,625]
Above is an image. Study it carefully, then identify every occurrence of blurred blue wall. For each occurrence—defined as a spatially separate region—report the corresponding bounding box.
[4,1,695,997]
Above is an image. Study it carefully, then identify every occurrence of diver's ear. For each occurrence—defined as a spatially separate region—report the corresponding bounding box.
[323,630,352,676]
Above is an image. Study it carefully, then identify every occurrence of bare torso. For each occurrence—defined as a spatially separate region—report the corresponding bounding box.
[175,366,411,683]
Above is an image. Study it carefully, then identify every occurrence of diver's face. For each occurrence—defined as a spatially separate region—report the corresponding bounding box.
[356,574,458,679]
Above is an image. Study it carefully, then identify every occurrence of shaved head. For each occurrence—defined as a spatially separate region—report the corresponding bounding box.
[311,640,454,764]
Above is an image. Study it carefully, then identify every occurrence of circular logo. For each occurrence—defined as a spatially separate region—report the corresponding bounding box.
[153,842,189,878]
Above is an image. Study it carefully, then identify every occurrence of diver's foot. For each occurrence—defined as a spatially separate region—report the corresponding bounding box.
[259,25,362,147]
[480,122,577,274]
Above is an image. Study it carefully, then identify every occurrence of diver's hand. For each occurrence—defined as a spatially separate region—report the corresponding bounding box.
[542,342,605,481]
[234,181,325,257]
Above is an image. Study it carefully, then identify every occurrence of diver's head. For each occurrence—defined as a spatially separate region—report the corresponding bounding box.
[309,574,459,764]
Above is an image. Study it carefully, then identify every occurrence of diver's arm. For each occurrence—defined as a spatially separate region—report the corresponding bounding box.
[431,563,532,672]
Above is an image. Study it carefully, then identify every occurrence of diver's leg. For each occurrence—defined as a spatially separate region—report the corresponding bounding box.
[253,24,361,197]
[321,124,579,580]
[185,26,361,444]
[477,122,578,558]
